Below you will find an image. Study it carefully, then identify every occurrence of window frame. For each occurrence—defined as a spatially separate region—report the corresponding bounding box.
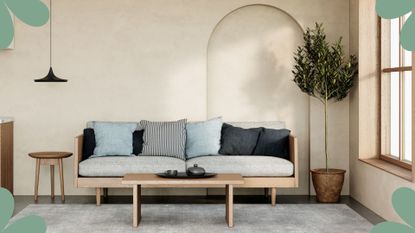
[379,16,414,171]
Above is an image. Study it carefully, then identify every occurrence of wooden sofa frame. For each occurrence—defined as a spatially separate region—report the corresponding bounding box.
[73,134,298,206]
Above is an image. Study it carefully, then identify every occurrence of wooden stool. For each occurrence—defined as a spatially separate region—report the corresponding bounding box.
[29,152,72,202]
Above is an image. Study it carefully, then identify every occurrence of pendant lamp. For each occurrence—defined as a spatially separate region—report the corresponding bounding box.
[35,0,67,82]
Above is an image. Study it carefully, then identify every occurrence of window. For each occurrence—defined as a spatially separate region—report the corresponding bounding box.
[380,15,414,170]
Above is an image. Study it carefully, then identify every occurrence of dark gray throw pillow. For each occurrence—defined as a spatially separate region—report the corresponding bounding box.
[254,128,291,159]
[82,128,96,160]
[219,123,262,155]
[133,130,144,155]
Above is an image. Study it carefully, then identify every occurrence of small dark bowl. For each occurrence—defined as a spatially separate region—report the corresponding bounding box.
[165,170,178,176]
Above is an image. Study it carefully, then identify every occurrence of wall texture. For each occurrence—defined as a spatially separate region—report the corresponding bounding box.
[349,0,415,222]
[0,0,350,195]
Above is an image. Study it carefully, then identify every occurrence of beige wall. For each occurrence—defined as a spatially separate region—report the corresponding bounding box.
[349,0,415,222]
[0,0,351,196]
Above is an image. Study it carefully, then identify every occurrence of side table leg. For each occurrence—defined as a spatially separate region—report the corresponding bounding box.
[58,159,65,202]
[34,159,40,202]
[50,165,55,199]
[133,185,141,227]
[226,184,234,227]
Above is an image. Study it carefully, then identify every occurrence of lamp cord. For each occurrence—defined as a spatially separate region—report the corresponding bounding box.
[50,0,52,67]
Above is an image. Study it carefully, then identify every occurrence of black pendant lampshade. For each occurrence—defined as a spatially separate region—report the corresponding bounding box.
[35,67,67,82]
[35,0,67,83]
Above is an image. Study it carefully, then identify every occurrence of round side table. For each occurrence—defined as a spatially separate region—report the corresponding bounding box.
[29,152,72,202]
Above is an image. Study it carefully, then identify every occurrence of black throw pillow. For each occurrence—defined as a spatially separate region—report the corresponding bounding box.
[82,128,96,160]
[254,128,291,159]
[133,130,144,155]
[219,123,262,155]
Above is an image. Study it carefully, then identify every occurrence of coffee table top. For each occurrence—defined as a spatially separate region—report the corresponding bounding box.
[29,152,73,159]
[122,173,244,186]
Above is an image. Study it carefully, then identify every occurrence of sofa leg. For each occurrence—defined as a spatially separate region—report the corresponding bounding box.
[271,187,277,206]
[96,188,101,206]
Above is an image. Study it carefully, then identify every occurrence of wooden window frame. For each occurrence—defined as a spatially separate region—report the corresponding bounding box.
[379,16,414,171]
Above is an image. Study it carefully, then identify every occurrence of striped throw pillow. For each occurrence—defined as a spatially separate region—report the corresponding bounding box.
[140,119,187,160]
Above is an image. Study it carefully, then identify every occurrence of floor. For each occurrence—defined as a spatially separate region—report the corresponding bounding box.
[14,195,384,225]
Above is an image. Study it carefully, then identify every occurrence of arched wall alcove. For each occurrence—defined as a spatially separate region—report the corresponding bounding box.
[207,4,309,194]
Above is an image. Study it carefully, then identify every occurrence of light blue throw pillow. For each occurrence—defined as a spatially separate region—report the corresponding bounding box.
[93,122,137,156]
[185,117,223,159]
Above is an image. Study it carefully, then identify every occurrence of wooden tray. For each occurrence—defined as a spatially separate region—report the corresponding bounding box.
[156,172,217,179]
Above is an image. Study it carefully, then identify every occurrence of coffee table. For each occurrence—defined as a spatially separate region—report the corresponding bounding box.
[122,173,244,228]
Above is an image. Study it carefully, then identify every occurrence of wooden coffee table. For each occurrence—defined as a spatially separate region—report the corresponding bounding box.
[122,173,244,228]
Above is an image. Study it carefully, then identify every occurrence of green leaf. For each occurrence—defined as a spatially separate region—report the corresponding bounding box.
[0,3,14,49]
[401,14,415,51]
[2,215,46,233]
[4,0,49,26]
[371,222,414,233]
[376,0,415,19]
[0,188,14,231]
[392,187,415,228]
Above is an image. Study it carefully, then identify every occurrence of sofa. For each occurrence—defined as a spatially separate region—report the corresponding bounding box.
[73,121,298,206]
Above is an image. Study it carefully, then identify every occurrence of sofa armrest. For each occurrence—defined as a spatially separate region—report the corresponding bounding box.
[74,134,83,187]
[289,134,299,187]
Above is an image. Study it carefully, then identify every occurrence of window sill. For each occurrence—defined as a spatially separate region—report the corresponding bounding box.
[359,158,413,182]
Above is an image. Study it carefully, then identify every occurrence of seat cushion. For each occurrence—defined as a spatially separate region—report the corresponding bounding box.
[186,155,293,177]
[79,156,186,177]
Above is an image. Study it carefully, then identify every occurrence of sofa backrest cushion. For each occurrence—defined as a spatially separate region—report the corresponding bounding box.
[185,117,223,159]
[86,121,139,129]
[228,121,285,130]
[93,122,137,156]
[140,119,187,160]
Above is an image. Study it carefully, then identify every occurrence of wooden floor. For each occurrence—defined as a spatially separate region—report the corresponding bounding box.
[13,195,384,225]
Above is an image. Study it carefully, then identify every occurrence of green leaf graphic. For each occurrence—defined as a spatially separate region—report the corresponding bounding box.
[2,216,46,233]
[376,0,415,19]
[0,3,14,48]
[4,0,49,26]
[0,188,46,233]
[401,14,415,51]
[392,187,415,229]
[0,0,49,48]
[371,222,414,233]
[0,188,14,231]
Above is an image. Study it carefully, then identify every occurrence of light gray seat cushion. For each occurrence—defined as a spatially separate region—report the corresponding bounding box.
[186,155,293,177]
[79,156,186,177]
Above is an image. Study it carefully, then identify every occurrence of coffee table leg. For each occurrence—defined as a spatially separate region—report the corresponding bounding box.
[133,185,141,227]
[226,184,234,227]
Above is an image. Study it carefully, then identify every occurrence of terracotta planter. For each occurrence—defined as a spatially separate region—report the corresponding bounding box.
[311,169,346,203]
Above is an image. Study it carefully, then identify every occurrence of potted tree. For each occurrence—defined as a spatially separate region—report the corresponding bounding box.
[292,23,358,203]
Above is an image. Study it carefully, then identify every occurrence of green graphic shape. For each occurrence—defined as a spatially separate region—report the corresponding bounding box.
[0,188,46,233]
[376,0,415,51]
[376,0,415,19]
[371,187,415,233]
[0,0,49,48]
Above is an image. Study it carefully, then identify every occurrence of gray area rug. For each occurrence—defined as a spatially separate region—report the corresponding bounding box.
[13,204,373,233]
